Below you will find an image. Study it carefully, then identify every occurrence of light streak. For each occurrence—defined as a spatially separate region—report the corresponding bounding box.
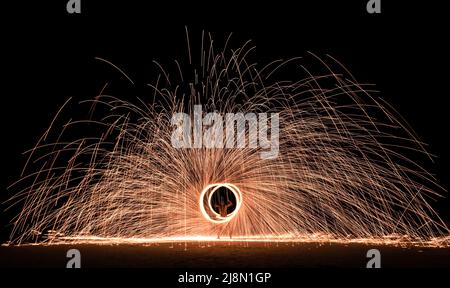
[5,33,449,247]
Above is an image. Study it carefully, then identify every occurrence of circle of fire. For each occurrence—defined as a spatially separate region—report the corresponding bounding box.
[6,34,449,246]
[199,183,242,223]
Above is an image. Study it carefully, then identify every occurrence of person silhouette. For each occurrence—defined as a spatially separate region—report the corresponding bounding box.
[213,196,233,239]
[214,196,233,218]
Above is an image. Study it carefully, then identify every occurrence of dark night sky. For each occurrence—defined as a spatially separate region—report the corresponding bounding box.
[1,1,449,242]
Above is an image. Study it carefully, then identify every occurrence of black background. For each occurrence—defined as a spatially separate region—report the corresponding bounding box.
[1,1,449,244]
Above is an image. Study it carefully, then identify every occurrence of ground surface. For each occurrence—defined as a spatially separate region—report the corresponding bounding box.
[1,242,449,268]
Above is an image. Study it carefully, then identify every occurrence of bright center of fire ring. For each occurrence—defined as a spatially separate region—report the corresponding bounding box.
[199,183,242,223]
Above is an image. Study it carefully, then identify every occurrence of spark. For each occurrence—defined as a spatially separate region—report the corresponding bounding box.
[5,33,449,247]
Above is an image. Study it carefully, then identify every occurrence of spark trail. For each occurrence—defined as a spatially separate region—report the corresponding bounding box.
[5,34,449,246]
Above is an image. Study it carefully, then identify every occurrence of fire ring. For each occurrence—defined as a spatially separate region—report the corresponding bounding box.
[199,183,242,223]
